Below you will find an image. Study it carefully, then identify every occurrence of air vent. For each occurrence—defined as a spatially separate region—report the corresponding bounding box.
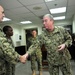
[33,6,42,10]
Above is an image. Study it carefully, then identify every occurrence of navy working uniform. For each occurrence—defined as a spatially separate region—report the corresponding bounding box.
[5,37,15,75]
[0,27,20,75]
[28,36,42,71]
[27,26,72,75]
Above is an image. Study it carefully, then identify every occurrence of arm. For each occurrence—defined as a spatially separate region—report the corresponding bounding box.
[0,36,26,64]
[58,27,72,51]
[63,29,72,47]
[25,34,44,58]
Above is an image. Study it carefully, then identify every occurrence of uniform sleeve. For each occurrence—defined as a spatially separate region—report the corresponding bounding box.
[61,27,72,48]
[0,41,4,57]
[27,45,36,55]
[27,34,44,55]
[0,36,20,64]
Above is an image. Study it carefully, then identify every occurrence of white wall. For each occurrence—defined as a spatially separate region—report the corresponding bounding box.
[13,19,73,47]
[1,24,22,47]
[0,19,73,47]
[21,24,43,46]
[54,19,72,26]
[73,15,75,33]
[11,25,22,47]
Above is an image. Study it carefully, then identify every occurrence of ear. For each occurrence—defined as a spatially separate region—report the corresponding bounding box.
[6,31,8,34]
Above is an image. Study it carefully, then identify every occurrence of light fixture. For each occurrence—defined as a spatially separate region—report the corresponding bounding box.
[45,0,55,2]
[53,16,65,20]
[20,21,32,24]
[2,17,11,21]
[50,7,66,14]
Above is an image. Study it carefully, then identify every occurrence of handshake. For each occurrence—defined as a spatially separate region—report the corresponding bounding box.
[19,53,29,64]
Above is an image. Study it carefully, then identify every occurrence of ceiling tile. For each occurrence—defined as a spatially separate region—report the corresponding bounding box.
[9,7,30,14]
[33,9,49,16]
[17,0,44,6]
[0,0,74,25]
[27,3,47,11]
[68,0,75,6]
[46,0,67,9]
[0,0,23,10]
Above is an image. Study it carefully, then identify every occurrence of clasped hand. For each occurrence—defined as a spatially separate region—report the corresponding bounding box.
[19,53,28,64]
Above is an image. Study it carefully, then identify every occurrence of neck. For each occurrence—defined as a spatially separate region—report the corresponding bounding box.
[33,35,36,38]
[6,35,11,39]
[48,26,54,32]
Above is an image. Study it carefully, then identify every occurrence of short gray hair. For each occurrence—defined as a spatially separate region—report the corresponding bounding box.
[43,14,54,21]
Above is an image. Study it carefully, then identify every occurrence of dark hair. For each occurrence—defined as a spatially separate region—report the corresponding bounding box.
[3,26,12,34]
[31,29,37,32]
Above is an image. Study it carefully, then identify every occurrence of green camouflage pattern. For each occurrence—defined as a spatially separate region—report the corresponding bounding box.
[28,37,42,71]
[0,27,20,75]
[5,62,15,75]
[48,61,72,75]
[27,26,72,75]
[5,37,15,75]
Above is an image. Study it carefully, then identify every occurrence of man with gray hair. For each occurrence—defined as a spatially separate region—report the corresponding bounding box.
[24,14,72,75]
[0,5,26,75]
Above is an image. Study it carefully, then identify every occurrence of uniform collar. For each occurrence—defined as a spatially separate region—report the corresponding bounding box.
[44,26,59,35]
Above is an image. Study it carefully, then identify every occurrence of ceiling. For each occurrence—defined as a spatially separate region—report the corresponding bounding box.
[0,0,75,25]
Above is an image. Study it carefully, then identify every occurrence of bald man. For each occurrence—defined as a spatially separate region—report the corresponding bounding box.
[0,5,26,75]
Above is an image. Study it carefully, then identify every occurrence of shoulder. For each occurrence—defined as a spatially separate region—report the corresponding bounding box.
[55,26,66,32]
[0,36,8,44]
[55,26,65,30]
[28,37,33,41]
[38,31,44,37]
[0,36,6,40]
[38,30,46,40]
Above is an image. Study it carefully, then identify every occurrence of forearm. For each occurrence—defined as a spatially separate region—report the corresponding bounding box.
[27,44,38,56]
[3,48,20,64]
[64,34,72,48]
[1,38,20,64]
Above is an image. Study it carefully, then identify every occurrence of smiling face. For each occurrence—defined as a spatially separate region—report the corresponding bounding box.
[0,5,5,22]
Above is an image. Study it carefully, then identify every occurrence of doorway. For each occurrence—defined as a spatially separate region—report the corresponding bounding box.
[25,28,38,60]
[25,28,38,50]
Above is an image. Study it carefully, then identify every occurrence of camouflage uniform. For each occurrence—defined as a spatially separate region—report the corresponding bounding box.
[27,26,72,75]
[28,37,42,71]
[0,27,20,75]
[5,37,15,75]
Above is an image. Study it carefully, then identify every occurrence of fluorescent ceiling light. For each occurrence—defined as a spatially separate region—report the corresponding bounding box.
[45,0,55,2]
[53,16,65,20]
[2,17,11,21]
[20,21,32,24]
[50,7,66,14]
